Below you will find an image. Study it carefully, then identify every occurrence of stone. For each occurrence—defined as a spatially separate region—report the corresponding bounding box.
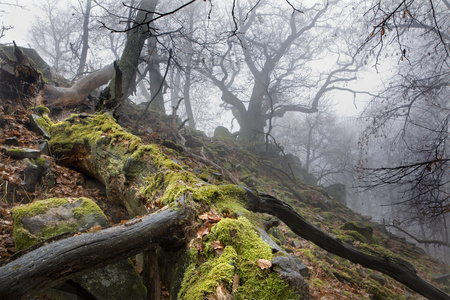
[240,174,258,187]
[369,273,386,286]
[29,114,51,139]
[432,273,450,284]
[341,222,375,243]
[271,256,310,299]
[213,126,235,140]
[38,140,51,156]
[291,240,302,248]
[258,228,309,278]
[192,167,203,175]
[4,137,19,146]
[21,158,49,192]
[4,147,40,159]
[324,183,347,206]
[73,259,147,300]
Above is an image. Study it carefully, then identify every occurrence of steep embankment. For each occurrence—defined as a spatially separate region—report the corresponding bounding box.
[0,101,448,299]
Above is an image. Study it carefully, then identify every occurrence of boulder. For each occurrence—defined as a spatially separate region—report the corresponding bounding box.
[20,158,51,192]
[29,114,51,139]
[324,183,346,206]
[4,147,41,159]
[213,126,235,141]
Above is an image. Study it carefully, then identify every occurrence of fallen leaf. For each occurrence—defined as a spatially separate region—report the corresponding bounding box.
[88,225,102,233]
[211,240,224,250]
[232,274,239,293]
[257,258,272,270]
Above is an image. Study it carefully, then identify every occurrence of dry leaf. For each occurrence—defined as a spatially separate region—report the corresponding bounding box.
[196,225,210,239]
[88,225,102,233]
[215,284,231,300]
[211,240,224,250]
[199,210,221,223]
[232,274,239,293]
[257,258,272,270]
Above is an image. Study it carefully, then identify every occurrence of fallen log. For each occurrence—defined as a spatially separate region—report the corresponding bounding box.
[242,188,450,300]
[0,208,188,300]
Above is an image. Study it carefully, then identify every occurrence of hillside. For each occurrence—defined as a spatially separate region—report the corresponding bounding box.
[0,98,448,299]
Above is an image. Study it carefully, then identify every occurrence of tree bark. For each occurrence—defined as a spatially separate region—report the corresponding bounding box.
[110,0,159,101]
[0,208,189,300]
[242,188,450,300]
[40,63,114,107]
[76,0,93,79]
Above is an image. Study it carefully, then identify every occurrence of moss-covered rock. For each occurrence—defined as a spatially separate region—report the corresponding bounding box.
[213,126,235,141]
[341,221,375,244]
[179,217,304,299]
[11,197,108,251]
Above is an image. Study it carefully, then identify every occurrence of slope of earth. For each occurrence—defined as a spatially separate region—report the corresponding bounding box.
[0,99,449,299]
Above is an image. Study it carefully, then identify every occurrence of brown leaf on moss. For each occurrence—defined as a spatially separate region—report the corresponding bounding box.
[199,210,221,223]
[232,274,239,293]
[257,258,272,270]
[88,225,102,233]
[211,240,224,250]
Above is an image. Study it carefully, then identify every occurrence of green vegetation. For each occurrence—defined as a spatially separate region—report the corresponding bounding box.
[179,217,297,299]
[11,198,107,251]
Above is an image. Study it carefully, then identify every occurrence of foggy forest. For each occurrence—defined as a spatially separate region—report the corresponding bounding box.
[0,0,449,299]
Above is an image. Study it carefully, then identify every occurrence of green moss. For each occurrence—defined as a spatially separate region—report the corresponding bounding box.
[362,279,400,299]
[347,230,367,243]
[179,217,297,300]
[133,144,181,171]
[12,198,69,219]
[72,198,108,227]
[341,222,375,244]
[11,198,106,250]
[311,278,326,288]
[12,198,72,250]
[30,105,51,115]
[5,148,26,155]
[35,115,53,135]
[50,113,142,156]
[35,157,49,168]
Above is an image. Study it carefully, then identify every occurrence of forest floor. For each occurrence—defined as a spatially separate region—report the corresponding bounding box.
[0,99,449,299]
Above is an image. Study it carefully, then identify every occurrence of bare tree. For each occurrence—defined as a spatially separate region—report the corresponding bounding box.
[196,0,362,142]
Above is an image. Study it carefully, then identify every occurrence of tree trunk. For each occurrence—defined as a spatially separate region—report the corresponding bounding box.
[147,36,165,114]
[110,0,158,101]
[243,189,450,300]
[76,0,93,79]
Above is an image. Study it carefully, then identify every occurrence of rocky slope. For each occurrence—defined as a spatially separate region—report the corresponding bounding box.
[0,99,449,299]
